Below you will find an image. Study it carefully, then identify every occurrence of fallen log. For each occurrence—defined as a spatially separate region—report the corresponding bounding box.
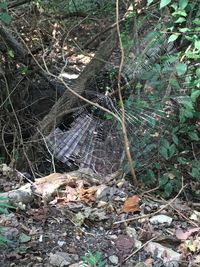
[0,169,102,208]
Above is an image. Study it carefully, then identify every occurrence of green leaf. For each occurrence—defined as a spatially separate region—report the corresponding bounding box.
[0,208,8,214]
[178,27,189,32]
[7,49,14,58]
[0,2,7,9]
[123,162,130,174]
[162,138,170,148]
[188,131,199,141]
[154,162,161,169]
[160,0,171,9]
[179,0,188,9]
[165,182,173,197]
[159,175,169,187]
[196,69,200,78]
[168,34,180,43]
[193,18,200,25]
[0,202,15,209]
[172,10,187,17]
[19,233,31,243]
[95,251,101,262]
[146,169,155,180]
[98,259,107,267]
[179,106,194,122]
[175,63,187,76]
[195,40,200,50]
[174,17,186,23]
[191,90,200,103]
[172,134,179,145]
[169,144,176,158]
[178,157,187,164]
[147,0,154,5]
[185,34,198,42]
[171,3,178,10]
[0,12,11,24]
[192,167,200,179]
[159,146,169,160]
[169,77,181,90]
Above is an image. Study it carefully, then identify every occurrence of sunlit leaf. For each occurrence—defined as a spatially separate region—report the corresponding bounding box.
[175,17,186,23]
[160,0,171,9]
[191,90,200,102]
[175,63,187,76]
[179,0,188,9]
[195,40,200,50]
[147,0,154,5]
[168,33,180,43]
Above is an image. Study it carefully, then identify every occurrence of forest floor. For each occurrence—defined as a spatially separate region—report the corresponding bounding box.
[0,165,200,267]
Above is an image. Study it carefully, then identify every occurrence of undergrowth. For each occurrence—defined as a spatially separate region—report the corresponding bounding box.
[120,0,200,196]
[0,197,15,246]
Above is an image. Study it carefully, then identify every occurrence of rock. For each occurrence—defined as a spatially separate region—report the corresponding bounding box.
[150,215,173,225]
[57,240,66,247]
[164,261,179,267]
[144,242,181,263]
[109,255,119,265]
[49,252,72,266]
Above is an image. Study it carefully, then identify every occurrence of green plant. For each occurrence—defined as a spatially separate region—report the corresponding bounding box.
[120,0,200,196]
[0,2,11,24]
[0,197,15,246]
[81,251,107,267]
[0,196,15,214]
[120,12,135,49]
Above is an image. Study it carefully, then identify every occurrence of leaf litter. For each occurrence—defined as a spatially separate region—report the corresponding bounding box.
[0,164,200,267]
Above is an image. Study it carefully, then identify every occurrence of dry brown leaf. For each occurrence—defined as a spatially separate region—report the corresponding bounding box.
[115,235,135,260]
[122,195,140,213]
[79,186,97,204]
[65,186,79,202]
[144,258,154,267]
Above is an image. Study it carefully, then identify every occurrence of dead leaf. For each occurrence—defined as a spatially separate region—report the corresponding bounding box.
[73,207,108,226]
[194,254,200,264]
[185,237,200,252]
[27,208,48,222]
[144,258,154,267]
[115,235,135,259]
[49,197,65,205]
[177,243,188,256]
[122,195,140,213]
[6,252,22,260]
[175,227,200,240]
[65,186,79,202]
[79,186,97,204]
[190,210,200,222]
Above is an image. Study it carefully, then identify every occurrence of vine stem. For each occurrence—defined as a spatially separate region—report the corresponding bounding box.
[116,0,137,184]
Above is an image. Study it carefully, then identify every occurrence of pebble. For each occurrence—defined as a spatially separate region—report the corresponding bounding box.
[109,255,119,265]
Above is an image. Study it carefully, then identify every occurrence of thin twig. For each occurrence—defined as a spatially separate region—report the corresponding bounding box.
[116,0,137,184]
[119,236,158,266]
[2,73,36,179]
